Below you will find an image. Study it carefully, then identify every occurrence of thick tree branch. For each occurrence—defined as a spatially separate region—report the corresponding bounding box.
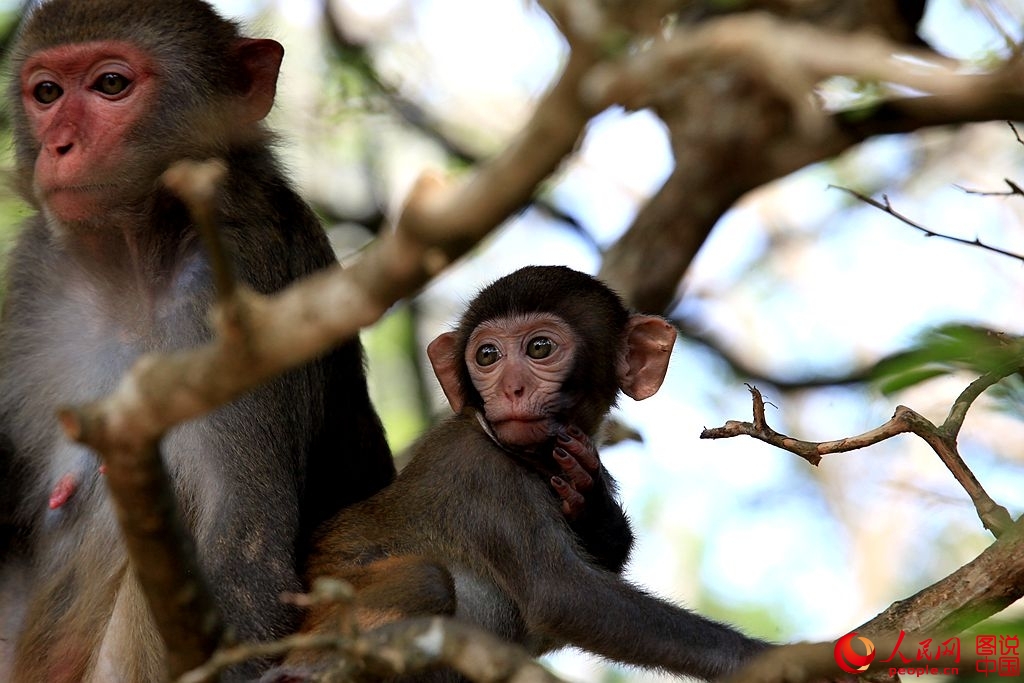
[595,12,1024,312]
[860,515,1024,636]
[180,579,565,683]
[724,513,1024,683]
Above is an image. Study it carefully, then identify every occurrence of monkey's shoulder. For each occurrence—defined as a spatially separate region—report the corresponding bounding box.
[2,218,62,297]
[404,414,543,483]
[318,414,564,545]
[357,414,561,534]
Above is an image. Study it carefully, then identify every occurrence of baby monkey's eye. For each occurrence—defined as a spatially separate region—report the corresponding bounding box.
[475,344,500,366]
[93,72,131,96]
[526,337,554,359]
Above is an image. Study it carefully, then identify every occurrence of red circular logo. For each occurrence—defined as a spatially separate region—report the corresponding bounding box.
[834,632,876,674]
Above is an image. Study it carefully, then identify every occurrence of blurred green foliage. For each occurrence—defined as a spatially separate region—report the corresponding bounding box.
[363,304,432,458]
[0,5,26,269]
[872,324,1024,401]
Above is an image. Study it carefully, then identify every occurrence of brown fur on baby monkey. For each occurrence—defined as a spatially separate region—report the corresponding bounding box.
[284,266,770,681]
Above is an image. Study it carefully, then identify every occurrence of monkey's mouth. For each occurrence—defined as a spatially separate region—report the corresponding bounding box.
[39,184,116,218]
[45,184,121,205]
[41,182,112,196]
[491,418,554,448]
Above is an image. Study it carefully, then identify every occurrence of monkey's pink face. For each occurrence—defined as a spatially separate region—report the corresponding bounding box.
[466,313,577,448]
[21,41,157,223]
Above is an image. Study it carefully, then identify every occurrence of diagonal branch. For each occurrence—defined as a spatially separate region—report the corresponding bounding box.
[832,186,1024,264]
[956,178,1024,198]
[724,512,1024,683]
[56,4,611,673]
[162,161,236,301]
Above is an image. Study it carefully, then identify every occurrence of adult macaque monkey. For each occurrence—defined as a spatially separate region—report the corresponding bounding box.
[281,266,770,681]
[0,1,398,681]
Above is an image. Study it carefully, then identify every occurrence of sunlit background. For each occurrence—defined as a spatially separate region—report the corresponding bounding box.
[3,1,1024,681]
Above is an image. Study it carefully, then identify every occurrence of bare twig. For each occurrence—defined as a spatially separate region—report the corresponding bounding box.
[701,384,1014,536]
[832,186,1024,264]
[952,122,1024,196]
[1010,121,1024,146]
[897,404,1013,536]
[701,384,904,467]
[944,372,1007,439]
[955,178,1024,198]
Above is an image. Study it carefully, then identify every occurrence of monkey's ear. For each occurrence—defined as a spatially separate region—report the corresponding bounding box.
[427,332,466,413]
[233,39,284,123]
[618,316,676,401]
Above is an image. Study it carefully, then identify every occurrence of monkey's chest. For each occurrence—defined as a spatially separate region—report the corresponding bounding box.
[501,448,563,482]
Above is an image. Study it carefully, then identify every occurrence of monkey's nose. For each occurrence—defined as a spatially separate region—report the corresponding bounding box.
[503,383,525,400]
[504,386,523,398]
[44,122,78,156]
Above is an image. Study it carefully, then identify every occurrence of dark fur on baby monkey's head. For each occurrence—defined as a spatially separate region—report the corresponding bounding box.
[427,266,677,449]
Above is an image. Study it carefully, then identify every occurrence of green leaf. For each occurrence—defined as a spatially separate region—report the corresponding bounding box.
[872,325,1024,389]
[877,367,950,396]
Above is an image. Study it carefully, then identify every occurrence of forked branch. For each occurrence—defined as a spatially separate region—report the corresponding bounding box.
[701,383,1014,536]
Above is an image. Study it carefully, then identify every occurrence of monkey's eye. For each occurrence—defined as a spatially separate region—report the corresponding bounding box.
[475,344,500,367]
[93,73,131,96]
[32,81,63,104]
[526,337,554,359]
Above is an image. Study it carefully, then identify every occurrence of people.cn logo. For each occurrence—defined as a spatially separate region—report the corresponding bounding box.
[834,632,876,674]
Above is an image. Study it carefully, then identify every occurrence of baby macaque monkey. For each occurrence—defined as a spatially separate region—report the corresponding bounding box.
[284,266,770,681]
